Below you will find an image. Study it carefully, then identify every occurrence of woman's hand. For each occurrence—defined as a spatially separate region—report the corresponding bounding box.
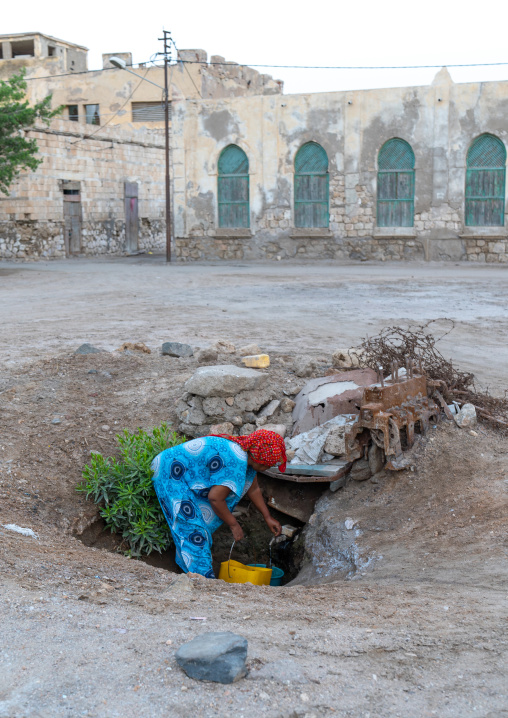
[230,522,244,541]
[265,516,282,536]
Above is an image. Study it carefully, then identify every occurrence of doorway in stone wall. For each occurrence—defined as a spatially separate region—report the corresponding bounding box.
[62,181,82,256]
[124,182,139,254]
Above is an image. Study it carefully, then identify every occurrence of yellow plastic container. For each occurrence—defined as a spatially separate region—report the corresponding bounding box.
[241,354,270,369]
[219,559,272,585]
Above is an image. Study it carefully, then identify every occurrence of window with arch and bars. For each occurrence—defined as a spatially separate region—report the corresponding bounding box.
[294,142,329,228]
[217,145,250,228]
[377,138,415,227]
[465,134,506,227]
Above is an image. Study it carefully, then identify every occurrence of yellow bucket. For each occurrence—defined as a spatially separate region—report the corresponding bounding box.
[218,559,272,585]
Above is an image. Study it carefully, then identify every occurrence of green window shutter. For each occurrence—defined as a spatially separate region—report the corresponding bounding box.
[218,145,249,228]
[465,134,506,227]
[377,138,415,227]
[294,142,329,228]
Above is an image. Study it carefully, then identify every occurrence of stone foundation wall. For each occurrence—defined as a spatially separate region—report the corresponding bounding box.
[0,120,166,260]
[464,239,508,263]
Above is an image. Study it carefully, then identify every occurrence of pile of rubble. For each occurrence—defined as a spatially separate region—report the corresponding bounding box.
[176,347,479,484]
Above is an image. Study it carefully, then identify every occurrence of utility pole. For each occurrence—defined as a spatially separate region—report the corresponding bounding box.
[159,30,172,263]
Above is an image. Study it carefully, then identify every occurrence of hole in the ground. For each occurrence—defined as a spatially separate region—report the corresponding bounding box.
[75,498,309,585]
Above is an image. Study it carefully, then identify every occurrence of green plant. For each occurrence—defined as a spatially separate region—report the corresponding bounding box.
[78,423,185,557]
[0,69,62,195]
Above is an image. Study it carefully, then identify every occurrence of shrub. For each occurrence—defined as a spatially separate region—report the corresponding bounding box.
[78,423,185,557]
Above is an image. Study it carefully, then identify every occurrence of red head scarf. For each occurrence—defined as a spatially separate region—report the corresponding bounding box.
[212,429,287,473]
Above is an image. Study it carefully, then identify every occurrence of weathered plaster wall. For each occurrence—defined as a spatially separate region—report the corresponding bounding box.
[0,120,165,259]
[173,69,508,263]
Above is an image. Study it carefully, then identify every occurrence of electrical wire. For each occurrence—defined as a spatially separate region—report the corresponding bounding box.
[70,64,156,145]
[16,58,508,82]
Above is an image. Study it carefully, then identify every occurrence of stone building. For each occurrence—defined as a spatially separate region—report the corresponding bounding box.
[0,32,282,259]
[172,68,508,263]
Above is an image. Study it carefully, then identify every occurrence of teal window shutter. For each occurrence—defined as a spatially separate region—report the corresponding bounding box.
[294,142,329,228]
[377,138,415,227]
[465,134,506,227]
[218,145,249,228]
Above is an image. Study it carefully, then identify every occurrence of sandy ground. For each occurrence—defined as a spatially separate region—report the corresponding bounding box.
[0,257,507,718]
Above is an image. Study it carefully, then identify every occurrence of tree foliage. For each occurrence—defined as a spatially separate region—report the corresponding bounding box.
[0,69,61,195]
[78,423,186,557]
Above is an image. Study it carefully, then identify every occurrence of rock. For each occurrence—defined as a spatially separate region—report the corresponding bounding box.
[285,448,296,461]
[242,354,270,369]
[330,477,345,492]
[175,631,248,684]
[231,416,243,427]
[184,365,268,398]
[368,442,385,474]
[261,423,287,438]
[454,403,477,428]
[332,348,362,369]
[51,418,61,425]
[161,574,193,597]
[225,397,235,406]
[324,425,347,456]
[87,369,98,374]
[350,458,372,482]
[118,342,151,354]
[209,422,235,435]
[213,340,236,354]
[292,369,378,436]
[280,398,296,413]
[75,343,104,355]
[257,399,280,420]
[101,424,110,431]
[293,358,316,378]
[344,518,357,530]
[196,347,219,364]
[162,342,194,358]
[252,659,308,685]
[238,343,261,356]
[240,423,256,435]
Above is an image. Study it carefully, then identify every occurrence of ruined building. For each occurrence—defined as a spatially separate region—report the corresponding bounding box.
[173,67,508,263]
[0,33,282,259]
[1,34,507,263]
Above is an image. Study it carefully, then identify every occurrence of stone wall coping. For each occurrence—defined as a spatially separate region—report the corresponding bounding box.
[212,229,252,238]
[373,228,416,238]
[459,230,507,239]
[290,229,333,238]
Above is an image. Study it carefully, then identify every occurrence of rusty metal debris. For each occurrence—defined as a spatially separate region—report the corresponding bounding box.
[346,363,440,467]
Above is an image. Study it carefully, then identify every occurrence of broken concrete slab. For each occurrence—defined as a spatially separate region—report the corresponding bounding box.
[175,631,248,684]
[257,399,280,420]
[292,368,378,436]
[162,341,194,358]
[184,365,268,398]
[288,415,356,465]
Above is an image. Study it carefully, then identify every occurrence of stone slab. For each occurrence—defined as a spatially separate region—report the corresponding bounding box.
[162,341,194,357]
[184,365,268,398]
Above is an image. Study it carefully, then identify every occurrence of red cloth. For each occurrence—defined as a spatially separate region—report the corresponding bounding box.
[212,429,287,473]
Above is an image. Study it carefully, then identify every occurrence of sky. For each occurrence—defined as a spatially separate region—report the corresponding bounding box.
[4,0,508,95]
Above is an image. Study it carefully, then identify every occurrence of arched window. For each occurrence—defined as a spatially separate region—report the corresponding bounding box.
[377,138,415,227]
[217,145,249,228]
[294,142,329,228]
[465,134,506,227]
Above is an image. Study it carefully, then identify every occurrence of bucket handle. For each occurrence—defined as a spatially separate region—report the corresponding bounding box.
[227,540,236,579]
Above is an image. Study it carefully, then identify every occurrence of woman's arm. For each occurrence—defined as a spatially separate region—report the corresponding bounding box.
[208,485,244,541]
[246,477,282,536]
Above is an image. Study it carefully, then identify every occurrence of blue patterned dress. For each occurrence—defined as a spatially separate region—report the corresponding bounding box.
[151,436,256,577]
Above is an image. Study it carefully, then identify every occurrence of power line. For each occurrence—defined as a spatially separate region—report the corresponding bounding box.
[179,60,508,70]
[70,64,154,145]
[14,58,508,83]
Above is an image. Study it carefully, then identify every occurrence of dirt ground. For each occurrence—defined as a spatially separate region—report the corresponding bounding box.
[1,257,507,718]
